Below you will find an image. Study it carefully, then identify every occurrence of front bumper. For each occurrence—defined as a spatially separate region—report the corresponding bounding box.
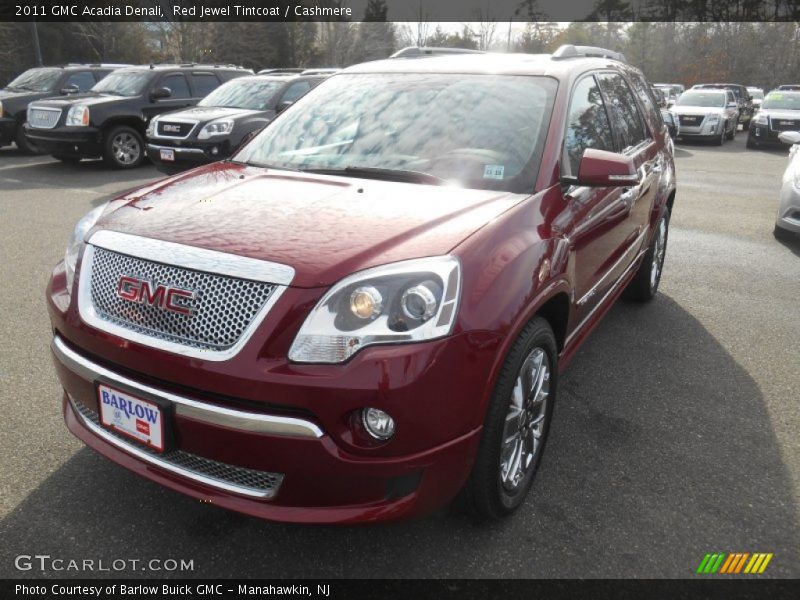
[146,140,230,173]
[0,117,16,144]
[23,124,103,157]
[776,179,800,235]
[748,123,793,147]
[47,262,493,523]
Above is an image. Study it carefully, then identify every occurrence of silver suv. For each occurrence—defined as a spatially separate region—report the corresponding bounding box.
[672,89,739,145]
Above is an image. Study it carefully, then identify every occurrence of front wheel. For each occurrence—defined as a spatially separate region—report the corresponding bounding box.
[624,210,670,302]
[15,123,43,154]
[459,317,557,521]
[727,122,736,140]
[103,125,144,169]
[714,126,725,146]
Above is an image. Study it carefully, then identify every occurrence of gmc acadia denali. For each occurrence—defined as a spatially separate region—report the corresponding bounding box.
[47,46,676,523]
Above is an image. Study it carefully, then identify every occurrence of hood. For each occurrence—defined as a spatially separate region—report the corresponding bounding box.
[94,162,527,288]
[31,93,128,109]
[671,106,726,116]
[756,109,800,121]
[158,106,263,122]
[0,88,42,101]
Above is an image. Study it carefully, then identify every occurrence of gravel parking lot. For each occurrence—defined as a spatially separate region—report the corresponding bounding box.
[1,135,798,578]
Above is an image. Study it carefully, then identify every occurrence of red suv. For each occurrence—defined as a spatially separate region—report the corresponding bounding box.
[47,45,676,523]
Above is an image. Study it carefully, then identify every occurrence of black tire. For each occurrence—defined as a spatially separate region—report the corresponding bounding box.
[714,126,725,146]
[459,316,558,521]
[727,122,736,140]
[15,122,43,155]
[773,224,795,242]
[742,119,750,131]
[102,125,145,169]
[624,209,670,302]
[53,154,81,165]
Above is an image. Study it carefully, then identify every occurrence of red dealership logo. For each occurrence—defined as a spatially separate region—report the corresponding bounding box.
[117,276,195,315]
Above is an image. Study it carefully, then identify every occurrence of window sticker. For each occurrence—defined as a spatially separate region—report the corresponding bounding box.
[483,164,505,180]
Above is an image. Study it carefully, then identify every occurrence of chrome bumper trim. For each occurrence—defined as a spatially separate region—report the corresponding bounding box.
[67,395,283,499]
[52,335,324,439]
[147,143,206,156]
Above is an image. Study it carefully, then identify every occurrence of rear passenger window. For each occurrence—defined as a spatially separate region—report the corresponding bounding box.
[65,71,96,91]
[563,75,615,177]
[192,72,220,97]
[597,73,648,151]
[628,73,662,132]
[160,74,191,99]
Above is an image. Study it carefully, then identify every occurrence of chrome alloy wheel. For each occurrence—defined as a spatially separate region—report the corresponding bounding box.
[500,347,550,492]
[650,217,667,291]
[111,132,141,165]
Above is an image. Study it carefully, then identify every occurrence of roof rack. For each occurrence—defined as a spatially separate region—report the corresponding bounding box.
[146,63,248,70]
[390,47,485,59]
[258,68,305,75]
[552,45,626,63]
[300,68,340,76]
[62,63,132,68]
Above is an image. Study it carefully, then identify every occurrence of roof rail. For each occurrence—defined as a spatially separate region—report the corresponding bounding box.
[300,68,340,76]
[552,44,626,63]
[258,68,305,75]
[390,47,485,59]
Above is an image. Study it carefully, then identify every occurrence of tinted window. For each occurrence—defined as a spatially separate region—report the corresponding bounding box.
[597,73,647,151]
[280,81,312,104]
[628,73,661,132]
[563,75,614,177]
[65,71,96,91]
[160,73,191,99]
[192,72,220,97]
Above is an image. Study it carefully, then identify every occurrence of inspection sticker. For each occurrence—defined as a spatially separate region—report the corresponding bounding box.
[484,164,505,180]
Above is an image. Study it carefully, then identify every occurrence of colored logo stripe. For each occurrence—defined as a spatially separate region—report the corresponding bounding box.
[697,552,773,574]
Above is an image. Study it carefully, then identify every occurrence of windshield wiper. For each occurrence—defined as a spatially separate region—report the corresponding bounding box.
[300,166,446,185]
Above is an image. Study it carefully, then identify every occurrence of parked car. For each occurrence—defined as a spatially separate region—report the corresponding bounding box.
[653,83,682,107]
[147,73,331,174]
[661,108,680,138]
[24,64,251,168]
[748,90,800,149]
[650,86,668,108]
[747,87,765,109]
[47,45,676,524]
[0,64,127,153]
[773,131,800,240]
[673,89,739,144]
[776,85,800,91]
[692,83,754,129]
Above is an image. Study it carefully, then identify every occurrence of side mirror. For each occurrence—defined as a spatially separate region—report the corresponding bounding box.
[276,100,292,113]
[150,87,172,101]
[571,149,640,187]
[778,131,800,145]
[60,84,80,95]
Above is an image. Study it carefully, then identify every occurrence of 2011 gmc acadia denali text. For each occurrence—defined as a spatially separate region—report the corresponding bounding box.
[47,46,677,523]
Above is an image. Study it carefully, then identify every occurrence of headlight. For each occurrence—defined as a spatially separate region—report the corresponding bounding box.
[64,203,107,293]
[66,105,89,127]
[288,256,461,363]
[753,113,768,126]
[707,114,720,124]
[145,118,156,138]
[0,100,4,118]
[198,119,234,139]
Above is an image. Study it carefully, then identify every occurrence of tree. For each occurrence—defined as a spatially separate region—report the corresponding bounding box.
[352,0,396,62]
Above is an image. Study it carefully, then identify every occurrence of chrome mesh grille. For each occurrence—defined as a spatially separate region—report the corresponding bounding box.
[73,399,283,495]
[88,247,278,351]
[28,107,61,129]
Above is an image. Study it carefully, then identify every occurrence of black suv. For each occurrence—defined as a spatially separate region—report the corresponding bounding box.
[692,83,754,129]
[24,64,252,168]
[0,64,126,153]
[147,73,330,174]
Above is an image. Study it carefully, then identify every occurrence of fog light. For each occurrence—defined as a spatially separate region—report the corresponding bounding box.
[362,408,395,440]
[211,146,219,155]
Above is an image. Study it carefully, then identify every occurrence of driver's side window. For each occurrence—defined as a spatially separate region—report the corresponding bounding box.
[563,75,614,178]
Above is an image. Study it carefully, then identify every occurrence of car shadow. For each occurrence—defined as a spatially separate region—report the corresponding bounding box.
[774,231,800,257]
[0,295,797,578]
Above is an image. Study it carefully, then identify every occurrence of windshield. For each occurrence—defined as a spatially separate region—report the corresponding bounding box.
[92,71,152,97]
[761,93,800,111]
[199,78,284,109]
[234,73,557,192]
[7,68,61,92]
[677,92,726,108]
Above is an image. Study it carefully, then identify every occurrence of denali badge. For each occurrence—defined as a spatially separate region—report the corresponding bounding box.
[163,124,181,133]
[117,276,195,315]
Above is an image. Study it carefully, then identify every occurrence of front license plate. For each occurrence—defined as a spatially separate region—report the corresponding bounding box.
[160,148,175,162]
[97,384,165,452]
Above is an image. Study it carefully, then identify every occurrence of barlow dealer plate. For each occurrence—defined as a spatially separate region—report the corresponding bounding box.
[97,383,166,452]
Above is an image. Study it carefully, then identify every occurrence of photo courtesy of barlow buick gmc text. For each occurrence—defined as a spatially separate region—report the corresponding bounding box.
[1,1,799,597]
